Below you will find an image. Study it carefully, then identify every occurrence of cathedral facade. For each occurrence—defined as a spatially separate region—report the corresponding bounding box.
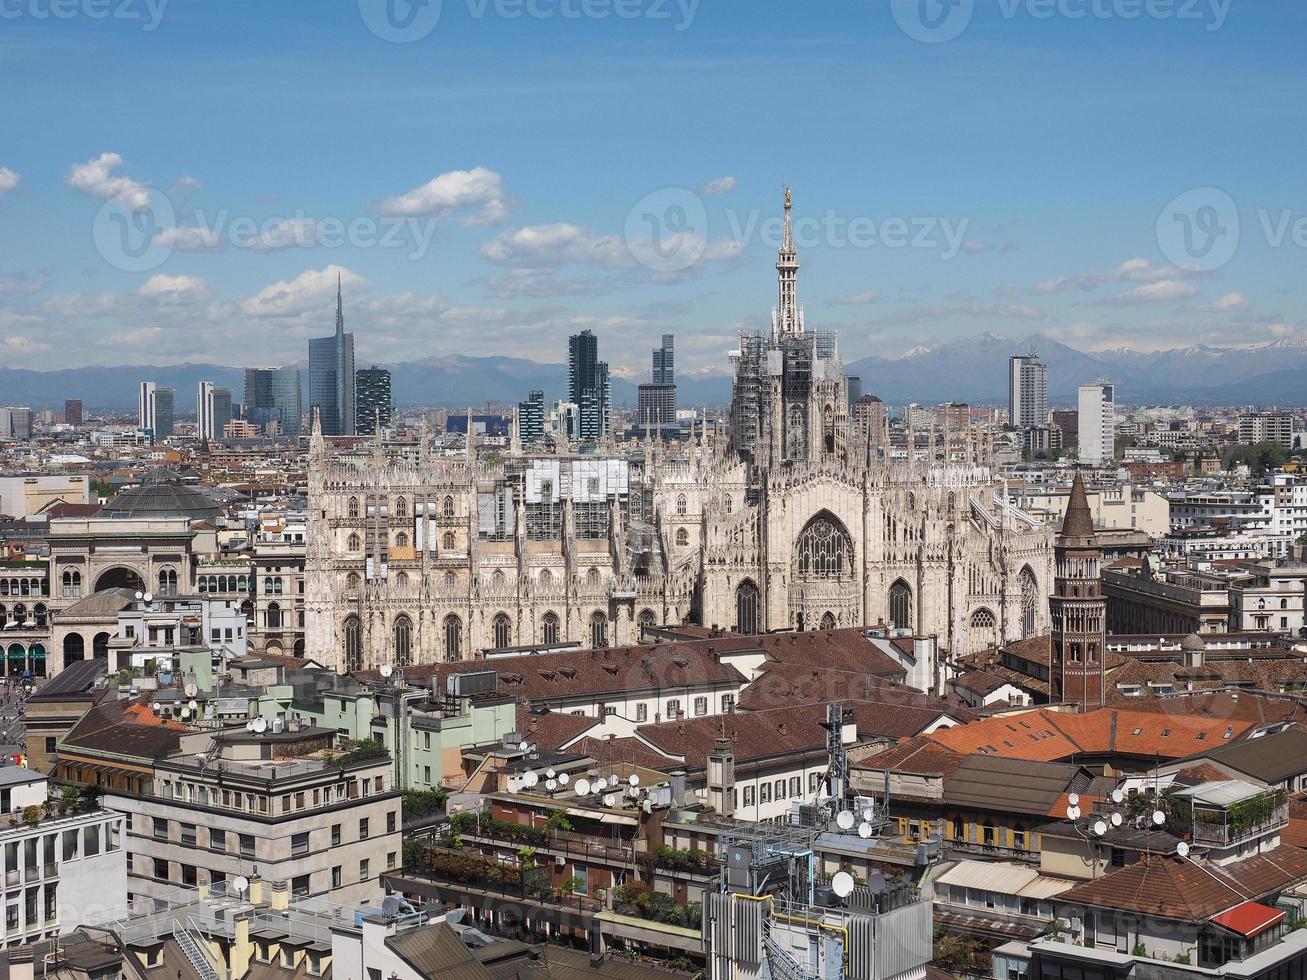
[303,193,1054,673]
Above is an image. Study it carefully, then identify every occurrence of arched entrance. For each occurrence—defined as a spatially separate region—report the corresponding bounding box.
[94,566,145,593]
[790,511,858,630]
[63,634,85,663]
[736,580,760,635]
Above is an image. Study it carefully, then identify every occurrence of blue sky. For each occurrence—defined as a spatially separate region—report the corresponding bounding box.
[1,0,1304,376]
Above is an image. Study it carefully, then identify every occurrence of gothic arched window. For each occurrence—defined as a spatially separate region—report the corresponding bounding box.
[890,580,912,630]
[675,528,689,547]
[443,571,455,589]
[736,580,760,635]
[394,497,407,518]
[819,611,837,631]
[442,532,455,550]
[723,494,733,514]
[395,531,409,549]
[348,533,361,552]
[586,567,600,589]
[348,497,360,519]
[795,513,852,579]
[638,609,656,635]
[542,612,560,645]
[266,602,282,630]
[393,615,412,665]
[1020,567,1039,639]
[442,496,455,518]
[676,494,687,516]
[590,611,607,648]
[492,613,512,650]
[444,614,462,658]
[539,569,553,589]
[343,615,362,671]
[346,572,360,591]
[492,569,506,590]
[971,607,996,630]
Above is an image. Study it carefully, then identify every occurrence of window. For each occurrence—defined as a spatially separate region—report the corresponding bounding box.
[774,779,785,800]
[736,580,760,634]
[444,615,462,658]
[393,615,412,665]
[808,772,820,792]
[795,513,853,580]
[291,874,310,899]
[44,737,56,754]
[359,859,370,880]
[239,834,255,859]
[443,531,455,550]
[387,851,396,870]
[590,611,607,648]
[348,497,360,518]
[789,777,800,796]
[636,703,647,722]
[387,811,396,834]
[676,494,687,516]
[332,865,342,889]
[211,828,226,851]
[153,858,168,880]
[542,611,560,645]
[359,818,369,841]
[693,696,707,716]
[180,823,197,846]
[666,699,681,719]
[743,786,755,807]
[152,817,167,840]
[331,824,341,846]
[760,783,771,804]
[676,528,689,547]
[344,615,362,671]
[181,864,197,886]
[889,579,912,630]
[292,832,309,856]
[492,613,512,649]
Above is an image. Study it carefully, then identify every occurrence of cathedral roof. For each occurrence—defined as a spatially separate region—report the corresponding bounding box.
[1058,469,1097,546]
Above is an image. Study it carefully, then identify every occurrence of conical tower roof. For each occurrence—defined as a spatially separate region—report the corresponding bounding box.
[1058,469,1097,547]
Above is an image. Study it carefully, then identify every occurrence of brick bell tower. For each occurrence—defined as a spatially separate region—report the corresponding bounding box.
[1051,470,1105,708]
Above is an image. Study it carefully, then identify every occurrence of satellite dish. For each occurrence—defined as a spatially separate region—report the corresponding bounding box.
[603,793,616,807]
[1177,841,1190,858]
[1153,810,1166,826]
[1093,820,1108,836]
[1111,813,1123,827]
[836,811,856,831]
[546,778,557,791]
[1111,789,1124,804]
[379,664,394,678]
[867,873,888,895]
[245,720,256,732]
[1068,793,1080,807]
[252,717,267,733]
[558,773,570,785]
[189,699,198,711]
[151,702,161,712]
[232,876,249,896]
[546,768,556,778]
[831,872,856,899]
[575,778,591,797]
[862,808,875,822]
[523,771,539,788]
[143,592,153,604]
[184,683,198,697]
[858,822,873,839]
[1067,805,1081,821]
[179,708,190,718]
[518,741,529,752]
[134,591,144,601]
[629,774,640,787]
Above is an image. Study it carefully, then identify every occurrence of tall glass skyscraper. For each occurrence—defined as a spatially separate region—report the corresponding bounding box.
[244,367,302,437]
[355,366,392,435]
[567,329,609,441]
[309,277,356,436]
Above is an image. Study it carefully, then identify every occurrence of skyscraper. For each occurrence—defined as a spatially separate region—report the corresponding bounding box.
[0,407,32,440]
[652,333,675,384]
[568,329,609,441]
[138,381,156,434]
[154,388,175,439]
[197,381,217,440]
[638,333,678,431]
[308,276,356,436]
[138,382,174,440]
[213,388,233,438]
[244,367,302,437]
[518,389,545,444]
[355,366,392,435]
[1077,382,1115,466]
[1008,352,1048,429]
[64,400,83,426]
[846,376,863,407]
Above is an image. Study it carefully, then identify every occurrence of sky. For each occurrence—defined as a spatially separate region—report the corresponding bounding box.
[1,0,1305,379]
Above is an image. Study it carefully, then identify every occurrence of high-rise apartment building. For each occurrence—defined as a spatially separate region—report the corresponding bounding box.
[1077,382,1116,466]
[138,382,174,440]
[1008,352,1048,429]
[0,407,32,440]
[518,389,545,444]
[1239,412,1295,448]
[568,329,610,441]
[244,367,302,437]
[196,382,235,441]
[355,366,392,435]
[638,333,677,429]
[64,399,83,426]
[308,277,356,436]
[846,376,863,407]
[138,381,155,434]
[213,387,233,437]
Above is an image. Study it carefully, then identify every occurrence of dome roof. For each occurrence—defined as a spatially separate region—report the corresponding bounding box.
[101,469,222,521]
[1181,633,1207,652]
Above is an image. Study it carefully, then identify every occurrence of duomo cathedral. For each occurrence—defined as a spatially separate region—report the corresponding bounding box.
[304,192,1054,672]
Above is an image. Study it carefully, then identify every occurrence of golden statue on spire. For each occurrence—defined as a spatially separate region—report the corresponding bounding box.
[784,185,792,211]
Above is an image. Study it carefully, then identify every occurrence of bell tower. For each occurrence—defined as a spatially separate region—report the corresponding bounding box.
[1050,470,1105,708]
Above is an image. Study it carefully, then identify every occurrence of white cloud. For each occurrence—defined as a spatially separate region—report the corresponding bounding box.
[377,167,508,225]
[1086,280,1200,307]
[155,225,223,252]
[1034,258,1207,295]
[138,274,214,304]
[66,152,153,209]
[961,239,1021,255]
[172,175,202,192]
[702,176,737,196]
[0,168,20,201]
[241,265,369,318]
[238,217,322,252]
[1211,291,1249,312]
[827,290,881,307]
[480,223,632,269]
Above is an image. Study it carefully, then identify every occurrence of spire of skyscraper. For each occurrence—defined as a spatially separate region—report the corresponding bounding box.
[336,272,344,337]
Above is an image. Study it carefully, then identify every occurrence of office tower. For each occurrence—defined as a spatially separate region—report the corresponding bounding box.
[1008,352,1048,429]
[212,388,233,438]
[154,388,175,439]
[64,400,83,426]
[1077,382,1115,466]
[518,389,545,444]
[197,382,216,440]
[244,367,303,437]
[652,334,675,384]
[846,376,863,407]
[0,407,32,440]
[1052,409,1079,451]
[138,381,156,434]
[355,366,392,435]
[308,276,356,436]
[139,382,174,440]
[568,329,610,441]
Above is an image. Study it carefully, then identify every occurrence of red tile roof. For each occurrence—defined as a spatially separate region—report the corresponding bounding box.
[1212,901,1285,939]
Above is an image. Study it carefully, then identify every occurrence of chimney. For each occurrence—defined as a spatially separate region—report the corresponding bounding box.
[670,771,687,806]
[8,947,32,980]
[777,722,787,736]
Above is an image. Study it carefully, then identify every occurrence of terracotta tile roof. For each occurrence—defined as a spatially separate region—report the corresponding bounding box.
[516,707,600,751]
[1282,795,1307,848]
[569,736,679,772]
[61,698,187,761]
[1124,691,1307,726]
[739,661,976,720]
[928,707,1257,763]
[855,735,965,779]
[716,628,909,680]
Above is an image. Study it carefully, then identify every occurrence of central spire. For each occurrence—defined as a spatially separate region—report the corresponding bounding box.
[775,185,801,337]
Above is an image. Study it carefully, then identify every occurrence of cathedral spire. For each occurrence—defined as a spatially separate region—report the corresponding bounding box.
[775,186,801,338]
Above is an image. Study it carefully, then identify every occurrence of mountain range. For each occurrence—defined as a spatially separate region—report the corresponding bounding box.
[7,334,1307,412]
